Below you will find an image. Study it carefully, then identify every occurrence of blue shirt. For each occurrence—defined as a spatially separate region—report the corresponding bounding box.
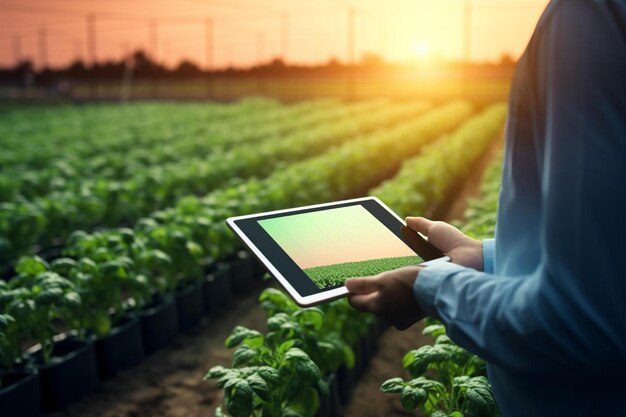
[414,1,626,415]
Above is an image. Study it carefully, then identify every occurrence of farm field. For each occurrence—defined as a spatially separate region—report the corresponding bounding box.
[305,255,424,289]
[0,97,507,417]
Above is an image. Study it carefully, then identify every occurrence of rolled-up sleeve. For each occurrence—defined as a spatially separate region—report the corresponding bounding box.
[482,238,495,274]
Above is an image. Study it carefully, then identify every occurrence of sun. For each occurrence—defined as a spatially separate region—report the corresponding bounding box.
[412,41,431,59]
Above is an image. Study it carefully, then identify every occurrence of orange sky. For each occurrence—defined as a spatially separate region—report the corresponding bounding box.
[0,0,550,69]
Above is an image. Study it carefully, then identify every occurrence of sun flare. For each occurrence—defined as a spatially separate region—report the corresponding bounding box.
[412,41,431,59]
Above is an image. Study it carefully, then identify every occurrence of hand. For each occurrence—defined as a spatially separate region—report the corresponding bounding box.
[346,266,426,330]
[406,217,484,271]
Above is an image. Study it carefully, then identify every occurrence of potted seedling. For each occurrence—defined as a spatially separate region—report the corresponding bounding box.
[203,262,233,314]
[0,281,41,417]
[205,325,324,417]
[199,217,236,313]
[139,218,205,331]
[122,222,179,353]
[75,224,178,356]
[319,298,374,404]
[63,229,149,378]
[12,256,100,413]
[258,289,354,417]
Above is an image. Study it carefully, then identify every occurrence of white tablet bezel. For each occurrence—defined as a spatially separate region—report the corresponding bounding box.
[226,196,450,307]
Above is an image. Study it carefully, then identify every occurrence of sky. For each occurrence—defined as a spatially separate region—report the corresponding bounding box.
[0,0,550,70]
[259,205,417,269]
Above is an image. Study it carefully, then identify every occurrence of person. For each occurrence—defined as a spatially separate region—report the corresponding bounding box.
[346,1,626,415]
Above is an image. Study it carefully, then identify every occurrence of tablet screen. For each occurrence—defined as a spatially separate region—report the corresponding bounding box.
[258,205,423,289]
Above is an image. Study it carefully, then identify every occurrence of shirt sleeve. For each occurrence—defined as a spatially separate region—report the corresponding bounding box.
[415,1,626,376]
[482,239,495,274]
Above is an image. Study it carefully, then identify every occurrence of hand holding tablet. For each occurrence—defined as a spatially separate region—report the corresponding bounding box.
[226,197,449,306]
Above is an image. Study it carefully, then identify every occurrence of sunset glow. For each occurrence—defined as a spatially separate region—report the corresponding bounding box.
[0,0,550,70]
[412,41,431,59]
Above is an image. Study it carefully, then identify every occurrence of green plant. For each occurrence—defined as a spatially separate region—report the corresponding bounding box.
[381,324,497,417]
[0,284,21,371]
[10,256,81,365]
[205,288,382,417]
[0,99,412,267]
[258,289,355,376]
[205,330,323,417]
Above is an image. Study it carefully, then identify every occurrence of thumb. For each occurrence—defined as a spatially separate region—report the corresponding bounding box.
[347,292,378,313]
[345,276,382,294]
[406,216,434,236]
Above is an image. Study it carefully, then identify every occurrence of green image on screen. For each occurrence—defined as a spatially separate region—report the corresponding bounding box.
[258,205,423,289]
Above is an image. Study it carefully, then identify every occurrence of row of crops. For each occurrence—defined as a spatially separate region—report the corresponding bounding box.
[0,99,505,417]
[1,99,431,268]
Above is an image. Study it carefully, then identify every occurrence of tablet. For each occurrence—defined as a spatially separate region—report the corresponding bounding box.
[226,197,449,306]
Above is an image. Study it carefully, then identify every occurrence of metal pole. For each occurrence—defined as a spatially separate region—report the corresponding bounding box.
[205,18,213,99]
[149,19,159,98]
[87,14,97,99]
[38,27,48,70]
[73,40,82,61]
[256,32,265,64]
[150,19,159,62]
[463,0,471,62]
[87,14,97,67]
[347,8,355,64]
[205,18,213,70]
[256,32,266,95]
[281,13,288,61]
[12,35,21,64]
[346,8,356,100]
[462,0,471,98]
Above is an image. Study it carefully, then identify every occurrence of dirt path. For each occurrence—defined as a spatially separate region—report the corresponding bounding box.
[59,285,269,417]
[57,135,503,417]
[436,131,504,222]
[342,133,503,417]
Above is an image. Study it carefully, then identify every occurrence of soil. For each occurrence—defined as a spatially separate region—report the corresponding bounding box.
[56,134,504,417]
[58,283,270,417]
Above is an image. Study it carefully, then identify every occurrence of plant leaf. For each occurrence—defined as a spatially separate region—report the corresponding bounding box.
[225,379,253,417]
[232,346,258,367]
[225,326,263,348]
[380,377,405,393]
[400,385,427,411]
[246,373,270,401]
[422,324,446,337]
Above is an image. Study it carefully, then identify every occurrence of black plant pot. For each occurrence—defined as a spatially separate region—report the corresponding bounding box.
[353,337,366,379]
[358,334,373,374]
[337,364,355,405]
[251,255,266,281]
[316,373,341,417]
[367,323,379,356]
[176,280,205,330]
[229,251,253,295]
[34,337,100,413]
[203,263,233,314]
[94,314,144,380]
[139,294,179,355]
[375,318,389,339]
[0,369,41,417]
